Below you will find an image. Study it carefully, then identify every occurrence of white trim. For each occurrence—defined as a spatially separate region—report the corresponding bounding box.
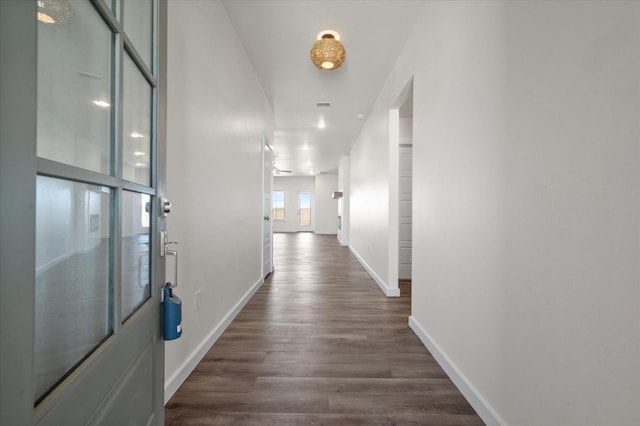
[388,108,400,301]
[262,138,274,278]
[349,246,400,297]
[408,316,505,426]
[35,252,73,275]
[164,277,265,404]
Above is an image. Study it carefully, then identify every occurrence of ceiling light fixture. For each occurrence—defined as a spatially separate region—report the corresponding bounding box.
[37,0,75,27]
[317,122,326,129]
[310,31,346,71]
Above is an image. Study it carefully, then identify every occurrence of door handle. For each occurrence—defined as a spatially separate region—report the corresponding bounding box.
[264,216,270,221]
[160,230,179,288]
[166,249,178,288]
[160,230,178,256]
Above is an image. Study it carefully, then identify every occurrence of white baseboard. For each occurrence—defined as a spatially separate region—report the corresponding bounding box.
[348,246,400,297]
[408,316,505,426]
[36,252,73,275]
[163,276,265,404]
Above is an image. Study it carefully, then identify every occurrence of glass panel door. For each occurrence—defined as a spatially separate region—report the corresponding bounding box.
[25,0,166,423]
[297,192,314,232]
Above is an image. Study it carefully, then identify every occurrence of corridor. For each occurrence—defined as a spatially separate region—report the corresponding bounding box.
[165,233,482,425]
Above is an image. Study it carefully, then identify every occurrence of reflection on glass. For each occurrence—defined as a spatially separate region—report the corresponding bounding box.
[35,176,111,403]
[37,0,112,174]
[122,54,152,186]
[124,0,153,69]
[37,0,75,27]
[122,191,151,320]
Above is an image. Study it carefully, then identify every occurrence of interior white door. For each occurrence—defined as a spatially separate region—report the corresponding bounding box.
[0,1,166,423]
[263,141,273,277]
[399,146,413,279]
[297,192,314,232]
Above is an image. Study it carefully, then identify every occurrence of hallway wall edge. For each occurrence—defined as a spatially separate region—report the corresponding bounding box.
[349,246,400,297]
[163,276,265,404]
[408,316,505,426]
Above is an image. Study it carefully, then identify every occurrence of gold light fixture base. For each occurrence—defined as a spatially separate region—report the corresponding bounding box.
[310,31,346,71]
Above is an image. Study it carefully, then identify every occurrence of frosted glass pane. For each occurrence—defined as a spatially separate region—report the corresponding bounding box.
[122,54,152,185]
[37,0,112,174]
[122,191,151,320]
[35,176,111,402]
[124,0,152,68]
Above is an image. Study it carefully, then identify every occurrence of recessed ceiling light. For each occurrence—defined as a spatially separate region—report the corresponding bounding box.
[317,122,326,129]
[135,162,146,167]
[134,151,145,156]
[131,132,144,138]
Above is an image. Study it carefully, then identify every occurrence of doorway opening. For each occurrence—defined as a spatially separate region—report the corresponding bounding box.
[388,77,413,298]
[398,90,413,299]
[263,139,274,278]
[297,191,314,232]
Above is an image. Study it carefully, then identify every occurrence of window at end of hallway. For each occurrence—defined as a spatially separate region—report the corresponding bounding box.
[273,190,285,221]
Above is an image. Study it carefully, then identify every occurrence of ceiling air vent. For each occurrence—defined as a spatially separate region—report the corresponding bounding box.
[316,102,332,107]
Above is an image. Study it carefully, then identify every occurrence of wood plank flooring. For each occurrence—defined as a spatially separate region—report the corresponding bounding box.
[165,232,483,425]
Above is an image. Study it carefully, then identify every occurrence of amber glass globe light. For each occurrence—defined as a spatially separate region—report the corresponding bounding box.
[310,33,346,71]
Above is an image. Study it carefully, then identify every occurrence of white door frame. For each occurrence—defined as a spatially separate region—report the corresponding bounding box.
[262,138,273,277]
[387,77,414,297]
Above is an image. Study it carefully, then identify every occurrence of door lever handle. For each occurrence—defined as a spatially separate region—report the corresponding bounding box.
[160,230,178,257]
[166,249,178,288]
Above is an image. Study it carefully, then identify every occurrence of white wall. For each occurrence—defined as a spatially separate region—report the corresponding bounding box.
[349,103,391,292]
[354,1,640,425]
[165,0,273,402]
[337,155,349,245]
[314,174,338,235]
[348,36,417,296]
[400,117,412,140]
[272,176,315,233]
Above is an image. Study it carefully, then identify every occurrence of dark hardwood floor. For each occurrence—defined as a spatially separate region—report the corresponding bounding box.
[165,232,483,425]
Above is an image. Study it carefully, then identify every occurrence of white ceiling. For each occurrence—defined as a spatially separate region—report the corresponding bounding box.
[222,0,424,176]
